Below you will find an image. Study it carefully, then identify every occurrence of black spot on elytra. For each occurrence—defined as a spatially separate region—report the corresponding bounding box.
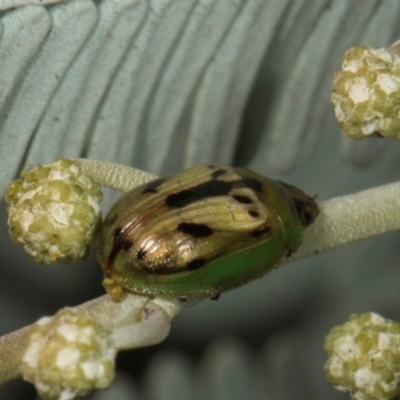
[166,180,234,208]
[142,177,166,194]
[137,248,147,260]
[248,210,259,218]
[145,257,208,275]
[165,175,263,209]
[108,227,131,268]
[120,240,132,251]
[113,227,123,244]
[211,169,226,179]
[177,222,213,238]
[250,226,271,238]
[187,258,207,270]
[242,177,263,193]
[232,194,253,204]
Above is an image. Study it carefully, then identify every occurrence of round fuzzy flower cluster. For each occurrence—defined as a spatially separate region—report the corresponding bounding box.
[325,312,400,400]
[20,308,116,400]
[331,46,400,139]
[5,159,102,264]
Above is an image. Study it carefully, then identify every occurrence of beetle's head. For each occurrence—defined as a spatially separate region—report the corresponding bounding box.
[276,181,319,228]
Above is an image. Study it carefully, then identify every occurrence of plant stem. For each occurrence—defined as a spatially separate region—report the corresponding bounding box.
[288,180,400,262]
[1,160,399,386]
[0,293,188,385]
[0,326,31,385]
[78,159,157,192]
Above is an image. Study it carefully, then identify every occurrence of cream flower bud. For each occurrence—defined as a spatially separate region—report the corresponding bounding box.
[20,308,116,400]
[325,312,400,400]
[5,159,102,264]
[331,46,400,139]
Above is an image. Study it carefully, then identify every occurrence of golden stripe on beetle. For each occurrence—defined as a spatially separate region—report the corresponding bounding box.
[95,165,319,301]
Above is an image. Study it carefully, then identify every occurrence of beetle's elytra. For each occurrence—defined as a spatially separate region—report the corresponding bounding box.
[95,165,319,300]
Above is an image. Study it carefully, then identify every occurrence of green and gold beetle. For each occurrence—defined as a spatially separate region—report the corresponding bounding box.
[95,165,319,300]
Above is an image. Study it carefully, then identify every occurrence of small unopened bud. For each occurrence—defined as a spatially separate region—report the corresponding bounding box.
[5,159,102,264]
[325,312,400,400]
[21,308,116,400]
[331,46,400,140]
